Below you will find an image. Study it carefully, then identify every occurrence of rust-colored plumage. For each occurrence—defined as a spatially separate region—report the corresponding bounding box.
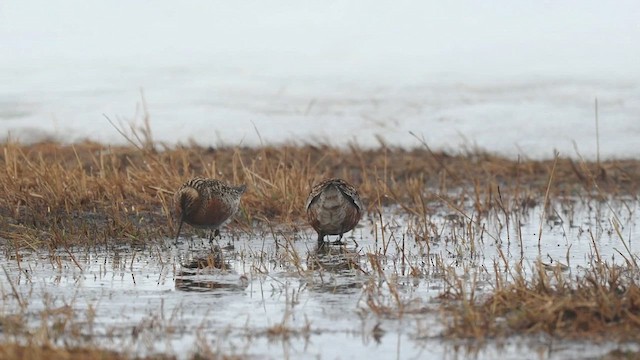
[174,177,247,241]
[305,178,363,245]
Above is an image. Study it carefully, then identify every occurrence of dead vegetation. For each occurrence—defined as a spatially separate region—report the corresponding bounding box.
[0,342,236,360]
[0,343,130,360]
[441,260,640,342]
[0,139,638,249]
[1,135,640,358]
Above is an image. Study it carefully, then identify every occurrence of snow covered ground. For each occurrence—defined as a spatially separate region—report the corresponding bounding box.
[1,1,639,159]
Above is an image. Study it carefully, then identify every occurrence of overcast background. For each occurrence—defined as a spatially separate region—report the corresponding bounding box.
[1,1,639,159]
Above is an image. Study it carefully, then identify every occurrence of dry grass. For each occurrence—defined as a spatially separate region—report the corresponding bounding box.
[1,140,638,249]
[0,343,130,360]
[2,137,640,356]
[0,343,238,360]
[441,260,640,341]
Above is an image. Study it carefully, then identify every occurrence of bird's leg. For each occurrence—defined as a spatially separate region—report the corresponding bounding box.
[209,229,221,249]
[331,233,346,245]
[208,230,215,251]
[315,241,329,254]
[317,232,326,247]
[174,218,185,246]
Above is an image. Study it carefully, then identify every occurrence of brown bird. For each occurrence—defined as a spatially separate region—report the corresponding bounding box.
[305,178,363,245]
[174,177,247,242]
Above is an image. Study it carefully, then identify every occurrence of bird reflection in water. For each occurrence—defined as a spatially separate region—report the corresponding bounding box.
[179,245,227,270]
[174,274,249,293]
[307,243,363,273]
[175,245,249,293]
[305,244,366,295]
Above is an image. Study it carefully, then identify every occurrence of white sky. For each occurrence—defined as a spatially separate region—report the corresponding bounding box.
[1,1,639,159]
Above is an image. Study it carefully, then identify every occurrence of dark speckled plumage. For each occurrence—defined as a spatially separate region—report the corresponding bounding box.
[305,178,363,245]
[174,177,246,241]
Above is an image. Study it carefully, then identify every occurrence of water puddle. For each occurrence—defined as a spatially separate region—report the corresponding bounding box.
[1,198,639,359]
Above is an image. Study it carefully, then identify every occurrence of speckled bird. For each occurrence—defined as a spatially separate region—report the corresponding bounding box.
[305,178,363,245]
[174,177,247,242]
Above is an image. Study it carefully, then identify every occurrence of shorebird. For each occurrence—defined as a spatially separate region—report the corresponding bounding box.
[305,178,363,245]
[174,177,247,242]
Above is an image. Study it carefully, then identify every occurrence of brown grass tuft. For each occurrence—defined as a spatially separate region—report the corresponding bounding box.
[0,343,131,360]
[442,261,640,341]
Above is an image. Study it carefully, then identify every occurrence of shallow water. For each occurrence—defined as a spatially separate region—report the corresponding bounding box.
[1,198,639,359]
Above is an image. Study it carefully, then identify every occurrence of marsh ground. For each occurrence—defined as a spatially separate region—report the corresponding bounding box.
[1,141,640,359]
